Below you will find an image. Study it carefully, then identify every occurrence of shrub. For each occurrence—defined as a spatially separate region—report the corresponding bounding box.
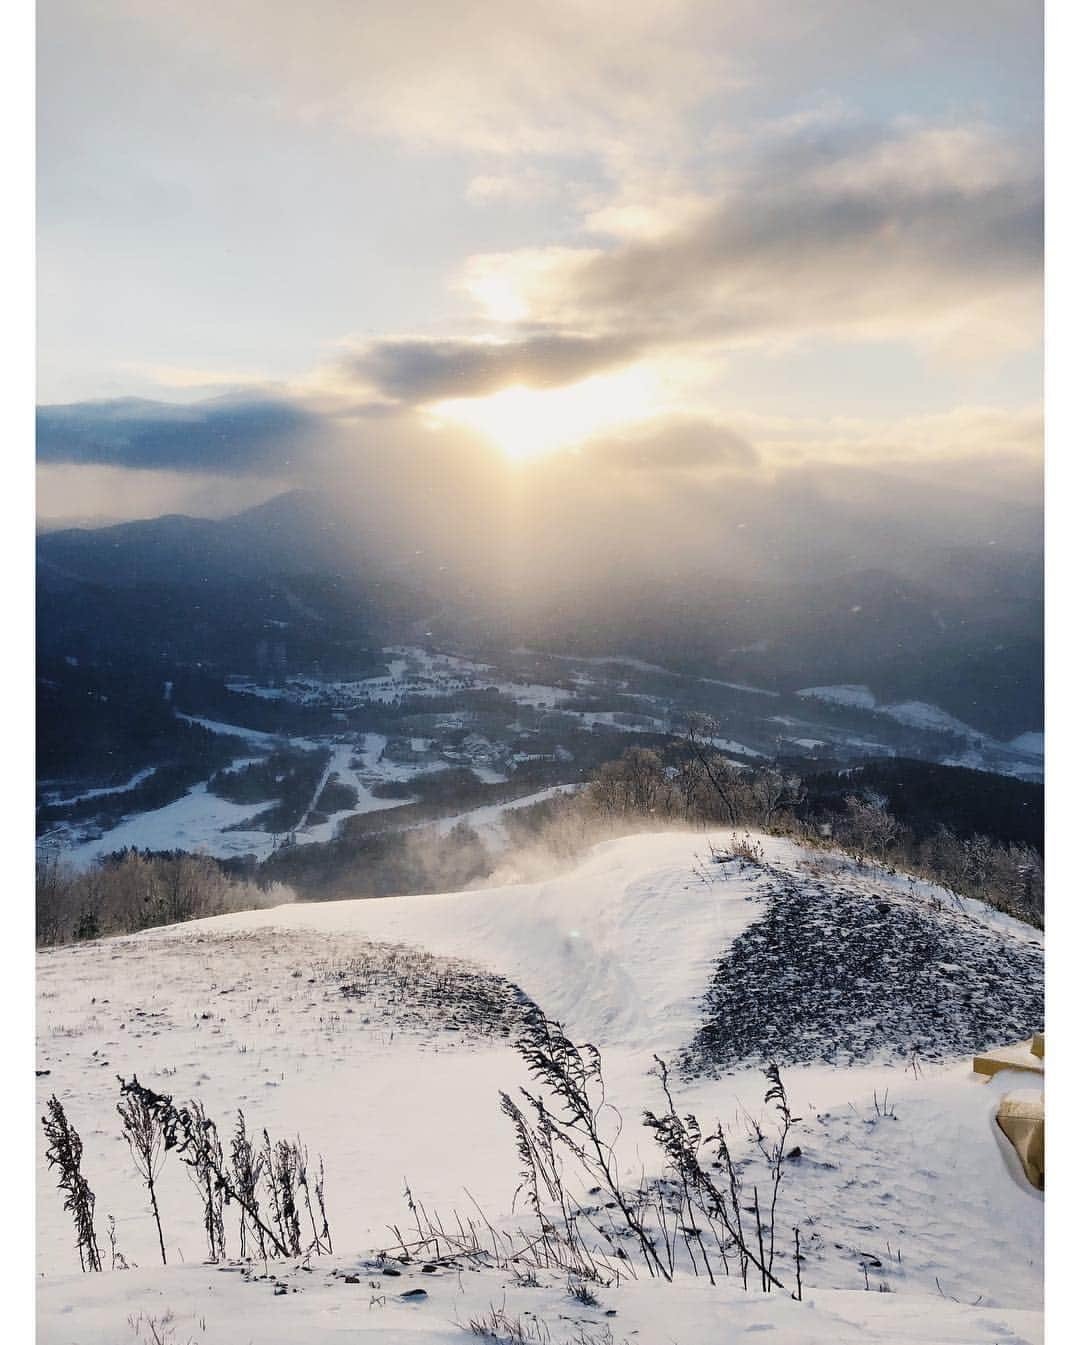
[42,1095,101,1272]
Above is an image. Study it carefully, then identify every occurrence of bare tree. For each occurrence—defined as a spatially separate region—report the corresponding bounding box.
[843,792,903,861]
[751,769,804,828]
[685,723,741,824]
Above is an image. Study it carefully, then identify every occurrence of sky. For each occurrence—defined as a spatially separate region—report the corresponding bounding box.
[36,0,1043,533]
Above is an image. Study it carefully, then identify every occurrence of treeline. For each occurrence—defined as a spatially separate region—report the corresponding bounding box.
[800,758,1043,851]
[37,743,246,839]
[215,744,1045,925]
[258,820,492,901]
[577,743,1044,927]
[36,851,293,946]
[171,670,344,737]
[209,746,330,833]
[36,742,1043,943]
[37,659,243,816]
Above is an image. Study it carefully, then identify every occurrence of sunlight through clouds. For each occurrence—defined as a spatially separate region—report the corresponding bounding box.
[428,365,662,460]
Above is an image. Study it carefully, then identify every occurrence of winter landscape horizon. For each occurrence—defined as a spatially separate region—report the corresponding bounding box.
[35,4,1045,1344]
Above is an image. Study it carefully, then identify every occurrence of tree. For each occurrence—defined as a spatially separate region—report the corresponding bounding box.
[685,723,741,824]
[843,792,903,860]
[751,769,804,827]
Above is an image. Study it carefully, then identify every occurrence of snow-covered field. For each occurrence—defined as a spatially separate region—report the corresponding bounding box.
[795,687,1044,781]
[54,729,493,868]
[36,831,1043,1344]
[65,781,282,866]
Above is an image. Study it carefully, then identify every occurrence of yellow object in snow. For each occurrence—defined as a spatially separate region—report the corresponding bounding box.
[973,1038,1044,1078]
[996,1091,1044,1189]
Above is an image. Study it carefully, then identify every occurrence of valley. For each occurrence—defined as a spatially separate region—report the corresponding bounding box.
[37,640,1043,874]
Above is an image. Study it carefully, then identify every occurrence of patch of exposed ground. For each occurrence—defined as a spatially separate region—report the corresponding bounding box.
[323,940,537,1038]
[685,860,1044,1074]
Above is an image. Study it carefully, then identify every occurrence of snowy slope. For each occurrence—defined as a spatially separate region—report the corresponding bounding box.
[797,684,878,710]
[36,831,1043,1344]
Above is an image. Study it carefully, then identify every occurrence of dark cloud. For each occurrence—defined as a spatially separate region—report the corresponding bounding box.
[36,395,323,474]
[532,121,1043,344]
[347,332,642,403]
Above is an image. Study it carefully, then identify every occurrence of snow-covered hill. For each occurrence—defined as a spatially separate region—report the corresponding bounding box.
[36,831,1043,1344]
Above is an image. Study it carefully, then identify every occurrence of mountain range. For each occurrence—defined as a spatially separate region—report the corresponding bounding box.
[37,489,1042,739]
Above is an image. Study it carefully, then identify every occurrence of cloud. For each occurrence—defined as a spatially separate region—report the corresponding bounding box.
[724,404,1044,478]
[97,1,1041,173]
[461,119,1042,353]
[36,395,325,474]
[586,416,758,472]
[346,333,642,403]
[35,464,290,527]
[107,0,721,162]
[337,116,1041,431]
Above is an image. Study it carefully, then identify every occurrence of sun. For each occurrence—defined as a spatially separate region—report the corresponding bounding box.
[430,366,659,461]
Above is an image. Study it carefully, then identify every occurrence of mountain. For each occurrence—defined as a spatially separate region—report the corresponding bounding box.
[36,491,447,679]
[37,490,363,588]
[36,490,1043,737]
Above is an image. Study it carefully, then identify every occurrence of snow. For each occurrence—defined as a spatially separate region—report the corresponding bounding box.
[243,647,574,711]
[488,679,572,708]
[699,677,780,698]
[36,831,1043,1343]
[878,701,988,743]
[700,735,765,758]
[42,766,158,808]
[291,741,424,845]
[579,709,669,734]
[797,684,877,710]
[432,783,581,845]
[826,736,894,757]
[472,763,509,784]
[792,694,1044,778]
[994,760,1044,783]
[37,1257,1042,1345]
[61,782,283,865]
[531,649,675,676]
[52,728,500,866]
[523,649,780,698]
[176,714,285,748]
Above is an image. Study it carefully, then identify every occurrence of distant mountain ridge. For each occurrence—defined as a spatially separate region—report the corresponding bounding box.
[36,489,1043,738]
[37,490,359,587]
